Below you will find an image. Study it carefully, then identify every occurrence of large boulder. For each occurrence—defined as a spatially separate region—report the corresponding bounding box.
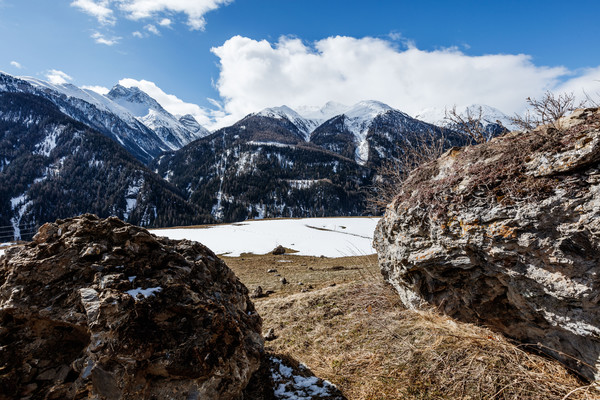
[374,108,600,380]
[0,214,263,399]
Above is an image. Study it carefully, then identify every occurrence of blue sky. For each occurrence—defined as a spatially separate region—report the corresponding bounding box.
[1,0,599,128]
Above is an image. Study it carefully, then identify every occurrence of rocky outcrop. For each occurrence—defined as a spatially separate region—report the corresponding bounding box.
[0,214,263,399]
[374,108,600,380]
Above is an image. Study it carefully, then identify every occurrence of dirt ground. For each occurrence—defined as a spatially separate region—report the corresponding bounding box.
[224,251,599,400]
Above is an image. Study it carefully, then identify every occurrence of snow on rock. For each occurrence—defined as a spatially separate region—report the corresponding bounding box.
[270,357,343,400]
[126,286,162,300]
[151,217,380,257]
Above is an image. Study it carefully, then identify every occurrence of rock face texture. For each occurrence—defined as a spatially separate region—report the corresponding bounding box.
[0,214,263,399]
[374,108,600,380]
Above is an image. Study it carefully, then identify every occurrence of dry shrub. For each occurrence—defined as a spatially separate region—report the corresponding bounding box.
[255,277,599,400]
[368,130,447,211]
[511,91,586,131]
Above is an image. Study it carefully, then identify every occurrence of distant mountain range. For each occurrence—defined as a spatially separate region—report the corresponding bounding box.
[0,71,514,240]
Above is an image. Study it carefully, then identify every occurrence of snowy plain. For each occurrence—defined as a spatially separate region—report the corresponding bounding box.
[150,217,380,258]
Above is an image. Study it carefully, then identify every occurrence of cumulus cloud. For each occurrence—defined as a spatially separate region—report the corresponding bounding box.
[46,70,73,85]
[144,24,160,35]
[555,66,600,105]
[158,18,172,27]
[91,31,121,45]
[71,0,115,25]
[211,35,582,121]
[82,85,110,95]
[71,0,232,31]
[118,78,221,129]
[10,61,23,69]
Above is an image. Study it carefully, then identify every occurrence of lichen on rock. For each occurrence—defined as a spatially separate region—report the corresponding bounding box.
[0,214,263,399]
[374,108,600,381]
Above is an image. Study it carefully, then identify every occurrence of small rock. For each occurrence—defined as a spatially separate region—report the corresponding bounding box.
[250,286,264,299]
[329,283,336,287]
[297,282,304,286]
[280,277,288,285]
[264,328,277,341]
[267,269,277,273]
[272,245,286,255]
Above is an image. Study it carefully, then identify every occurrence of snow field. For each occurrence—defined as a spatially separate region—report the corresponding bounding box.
[150,217,380,257]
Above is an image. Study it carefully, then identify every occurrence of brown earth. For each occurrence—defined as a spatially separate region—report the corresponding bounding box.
[226,252,600,400]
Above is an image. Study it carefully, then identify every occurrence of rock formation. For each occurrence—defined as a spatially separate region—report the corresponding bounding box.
[374,108,600,380]
[0,214,263,399]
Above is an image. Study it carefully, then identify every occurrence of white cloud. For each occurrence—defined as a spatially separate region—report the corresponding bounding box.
[91,31,121,45]
[71,0,232,31]
[132,31,144,38]
[82,85,110,95]
[71,0,115,25]
[10,61,23,69]
[45,70,73,85]
[211,35,579,122]
[158,18,172,27]
[555,66,600,105]
[118,78,220,129]
[144,24,160,35]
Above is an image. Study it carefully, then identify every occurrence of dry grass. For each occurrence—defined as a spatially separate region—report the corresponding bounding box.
[227,254,600,400]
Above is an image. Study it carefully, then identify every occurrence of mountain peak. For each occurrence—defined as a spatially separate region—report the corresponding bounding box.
[107,84,165,117]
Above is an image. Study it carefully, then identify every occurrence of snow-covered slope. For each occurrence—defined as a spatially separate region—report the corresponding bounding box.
[151,217,380,257]
[415,104,518,132]
[107,85,209,149]
[342,101,394,164]
[254,105,320,140]
[179,114,208,136]
[0,73,165,163]
[296,101,350,123]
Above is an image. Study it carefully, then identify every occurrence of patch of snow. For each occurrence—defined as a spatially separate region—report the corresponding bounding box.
[123,178,143,220]
[127,286,162,300]
[10,194,32,240]
[287,180,319,190]
[151,217,379,258]
[270,357,339,399]
[34,125,63,157]
[128,276,136,282]
[247,141,296,149]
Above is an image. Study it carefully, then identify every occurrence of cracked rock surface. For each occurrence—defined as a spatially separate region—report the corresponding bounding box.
[0,214,263,399]
[374,108,600,380]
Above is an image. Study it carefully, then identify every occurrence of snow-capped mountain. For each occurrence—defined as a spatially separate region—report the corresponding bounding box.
[0,73,167,163]
[254,105,320,140]
[1,73,210,163]
[179,114,207,136]
[415,104,519,134]
[0,88,205,240]
[309,100,452,165]
[151,99,464,222]
[107,85,209,150]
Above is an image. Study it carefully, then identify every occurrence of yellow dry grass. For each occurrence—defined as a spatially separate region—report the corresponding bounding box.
[227,254,600,400]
